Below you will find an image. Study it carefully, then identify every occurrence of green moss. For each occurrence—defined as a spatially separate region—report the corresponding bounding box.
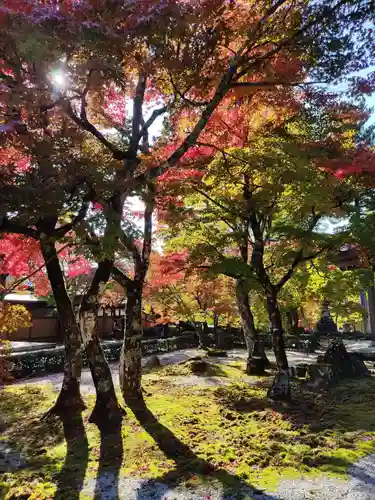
[3,373,375,498]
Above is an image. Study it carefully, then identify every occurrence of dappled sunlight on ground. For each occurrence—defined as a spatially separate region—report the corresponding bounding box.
[2,359,375,498]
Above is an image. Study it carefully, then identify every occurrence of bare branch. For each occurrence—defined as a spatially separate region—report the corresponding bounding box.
[231,80,325,89]
[53,190,93,238]
[64,101,126,160]
[119,229,142,269]
[130,72,147,153]
[169,74,209,107]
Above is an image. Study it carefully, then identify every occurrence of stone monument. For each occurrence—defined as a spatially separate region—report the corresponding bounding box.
[316,300,338,334]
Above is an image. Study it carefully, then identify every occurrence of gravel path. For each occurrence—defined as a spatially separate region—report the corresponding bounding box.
[13,348,324,393]
[13,348,202,393]
[79,454,375,500]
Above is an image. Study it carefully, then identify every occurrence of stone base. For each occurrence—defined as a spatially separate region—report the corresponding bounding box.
[268,370,291,401]
[246,356,266,375]
[316,318,338,335]
[305,339,370,390]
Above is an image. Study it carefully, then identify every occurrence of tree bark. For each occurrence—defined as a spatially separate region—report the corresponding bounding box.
[292,308,299,329]
[119,280,143,403]
[214,313,226,349]
[80,259,124,427]
[118,182,155,405]
[368,285,375,342]
[266,290,290,400]
[285,311,293,332]
[235,279,269,374]
[40,240,85,415]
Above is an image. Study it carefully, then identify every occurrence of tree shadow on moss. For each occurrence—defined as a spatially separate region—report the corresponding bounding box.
[0,387,65,462]
[94,422,124,500]
[54,414,89,500]
[0,386,51,429]
[213,378,375,479]
[128,397,278,500]
[215,378,375,431]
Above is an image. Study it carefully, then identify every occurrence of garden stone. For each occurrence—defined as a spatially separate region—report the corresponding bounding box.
[295,364,307,377]
[190,359,210,374]
[323,338,369,378]
[268,369,291,401]
[0,442,25,472]
[143,355,161,371]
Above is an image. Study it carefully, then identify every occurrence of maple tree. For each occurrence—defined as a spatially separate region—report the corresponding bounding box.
[0,231,92,412]
[0,108,101,414]
[145,255,238,347]
[275,261,367,330]
[1,0,375,421]
[159,92,371,396]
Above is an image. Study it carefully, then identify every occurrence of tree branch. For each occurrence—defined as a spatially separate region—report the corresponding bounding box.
[130,71,147,153]
[53,190,93,238]
[141,61,238,182]
[111,265,133,290]
[192,186,238,233]
[0,217,39,239]
[138,104,169,142]
[141,183,155,272]
[169,74,209,107]
[64,101,126,160]
[231,80,324,89]
[275,247,328,291]
[119,229,142,269]
[0,242,75,299]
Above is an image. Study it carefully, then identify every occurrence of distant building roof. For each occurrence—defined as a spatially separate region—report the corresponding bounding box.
[330,246,362,270]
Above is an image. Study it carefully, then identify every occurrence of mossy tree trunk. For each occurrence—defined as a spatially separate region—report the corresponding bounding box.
[235,278,269,374]
[266,289,290,400]
[120,279,144,403]
[40,239,85,415]
[117,182,155,405]
[80,258,124,427]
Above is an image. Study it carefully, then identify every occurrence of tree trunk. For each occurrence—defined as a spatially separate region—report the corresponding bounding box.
[368,285,375,342]
[286,308,299,333]
[235,279,269,374]
[118,181,155,406]
[266,291,290,400]
[292,308,299,329]
[80,259,124,428]
[214,314,226,349]
[120,280,143,404]
[40,240,85,415]
[285,311,293,332]
[213,313,219,338]
[193,323,207,348]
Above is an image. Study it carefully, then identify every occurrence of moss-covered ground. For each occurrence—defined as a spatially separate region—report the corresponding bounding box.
[2,359,375,499]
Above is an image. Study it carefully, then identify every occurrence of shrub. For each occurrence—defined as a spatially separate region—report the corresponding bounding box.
[0,303,31,384]
[3,333,198,380]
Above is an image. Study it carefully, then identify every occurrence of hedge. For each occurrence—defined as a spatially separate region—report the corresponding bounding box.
[3,333,198,380]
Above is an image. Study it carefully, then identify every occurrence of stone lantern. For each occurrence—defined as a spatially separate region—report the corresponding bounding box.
[316,300,338,334]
